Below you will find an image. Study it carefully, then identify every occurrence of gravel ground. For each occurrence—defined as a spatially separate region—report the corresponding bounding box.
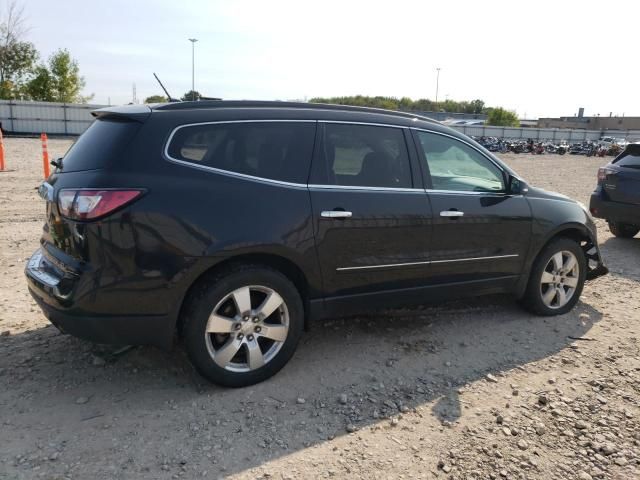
[0,138,638,480]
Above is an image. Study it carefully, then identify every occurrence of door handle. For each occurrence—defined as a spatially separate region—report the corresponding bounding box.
[321,210,352,219]
[440,210,464,217]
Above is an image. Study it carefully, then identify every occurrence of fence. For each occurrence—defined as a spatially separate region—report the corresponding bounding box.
[449,124,640,142]
[0,99,107,136]
[1,99,640,142]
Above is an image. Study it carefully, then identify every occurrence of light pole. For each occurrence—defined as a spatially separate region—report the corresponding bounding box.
[435,67,441,109]
[188,38,198,101]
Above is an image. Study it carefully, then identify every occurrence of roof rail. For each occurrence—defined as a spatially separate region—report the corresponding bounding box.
[152,100,440,124]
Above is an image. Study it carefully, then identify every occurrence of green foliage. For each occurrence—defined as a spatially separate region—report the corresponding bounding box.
[0,1,38,98]
[469,99,485,114]
[181,90,202,101]
[143,94,167,104]
[309,95,490,115]
[486,107,520,127]
[0,40,37,98]
[49,49,89,102]
[25,64,53,101]
[26,49,92,103]
[0,3,91,102]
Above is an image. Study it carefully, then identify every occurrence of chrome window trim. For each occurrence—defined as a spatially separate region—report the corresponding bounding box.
[336,254,519,272]
[163,119,315,189]
[161,119,514,195]
[318,120,407,129]
[164,157,309,189]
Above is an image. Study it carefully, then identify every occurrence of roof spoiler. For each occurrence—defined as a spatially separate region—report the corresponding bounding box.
[91,105,152,122]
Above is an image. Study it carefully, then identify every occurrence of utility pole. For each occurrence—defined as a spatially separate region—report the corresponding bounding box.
[188,38,198,101]
[435,67,441,109]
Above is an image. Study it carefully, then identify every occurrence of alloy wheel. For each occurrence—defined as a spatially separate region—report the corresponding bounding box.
[539,250,580,309]
[204,285,289,372]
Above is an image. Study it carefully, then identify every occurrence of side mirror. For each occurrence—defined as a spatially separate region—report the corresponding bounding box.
[508,175,528,195]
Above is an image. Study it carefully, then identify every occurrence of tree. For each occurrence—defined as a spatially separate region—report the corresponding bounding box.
[25,64,53,101]
[0,1,38,99]
[486,107,520,127]
[469,99,485,114]
[26,49,92,103]
[309,95,486,114]
[49,49,90,102]
[181,90,201,101]
[143,94,167,104]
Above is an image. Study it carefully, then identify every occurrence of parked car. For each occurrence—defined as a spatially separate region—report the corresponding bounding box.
[589,143,640,238]
[26,101,608,387]
[598,136,628,151]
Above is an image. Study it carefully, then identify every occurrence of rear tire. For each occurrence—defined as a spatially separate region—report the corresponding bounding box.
[522,238,586,316]
[182,265,304,387]
[608,221,639,238]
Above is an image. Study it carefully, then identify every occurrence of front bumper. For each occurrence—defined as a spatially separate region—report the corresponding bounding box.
[583,235,608,281]
[589,192,640,225]
[25,249,174,349]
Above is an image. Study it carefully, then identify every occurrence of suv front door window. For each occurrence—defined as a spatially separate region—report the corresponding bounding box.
[415,131,505,193]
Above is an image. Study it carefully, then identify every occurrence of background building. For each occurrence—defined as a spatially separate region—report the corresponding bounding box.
[538,108,640,131]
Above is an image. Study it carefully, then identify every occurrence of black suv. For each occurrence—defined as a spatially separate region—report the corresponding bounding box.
[26,101,607,387]
[589,143,640,238]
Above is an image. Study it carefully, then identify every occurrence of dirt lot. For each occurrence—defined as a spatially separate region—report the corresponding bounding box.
[0,138,638,480]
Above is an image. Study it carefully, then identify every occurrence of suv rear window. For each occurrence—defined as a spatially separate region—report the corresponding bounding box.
[613,146,640,169]
[61,119,140,172]
[166,122,316,184]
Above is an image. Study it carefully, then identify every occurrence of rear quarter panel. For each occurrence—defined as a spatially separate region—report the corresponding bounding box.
[119,114,323,318]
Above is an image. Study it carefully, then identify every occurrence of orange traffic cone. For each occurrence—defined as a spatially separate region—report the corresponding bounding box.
[41,133,50,178]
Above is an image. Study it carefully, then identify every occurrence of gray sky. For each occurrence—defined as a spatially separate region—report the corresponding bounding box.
[20,0,639,118]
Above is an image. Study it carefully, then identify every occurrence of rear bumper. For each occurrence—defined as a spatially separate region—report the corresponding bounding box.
[589,193,640,225]
[26,249,175,349]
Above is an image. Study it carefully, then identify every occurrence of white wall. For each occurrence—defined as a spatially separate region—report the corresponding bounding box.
[450,124,640,142]
[0,100,107,135]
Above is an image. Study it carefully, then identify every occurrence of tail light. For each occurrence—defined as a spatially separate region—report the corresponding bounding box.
[58,189,144,220]
[597,168,608,185]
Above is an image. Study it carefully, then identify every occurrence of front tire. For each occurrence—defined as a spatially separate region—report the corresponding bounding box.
[608,221,639,238]
[522,238,586,316]
[183,265,304,387]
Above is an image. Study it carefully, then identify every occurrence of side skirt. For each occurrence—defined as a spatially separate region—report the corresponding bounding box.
[308,275,522,321]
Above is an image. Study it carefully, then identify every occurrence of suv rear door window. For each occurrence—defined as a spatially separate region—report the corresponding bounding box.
[319,123,412,188]
[166,121,316,184]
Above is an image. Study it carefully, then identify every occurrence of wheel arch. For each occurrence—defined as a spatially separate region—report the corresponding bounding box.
[175,252,312,338]
[516,223,595,298]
